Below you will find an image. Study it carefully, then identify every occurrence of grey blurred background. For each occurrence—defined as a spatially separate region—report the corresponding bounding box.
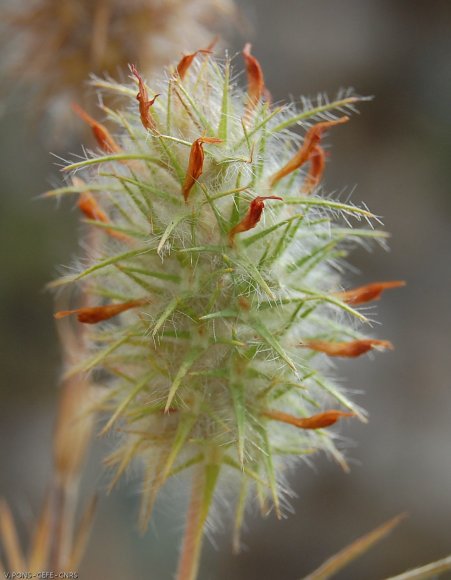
[1,0,451,578]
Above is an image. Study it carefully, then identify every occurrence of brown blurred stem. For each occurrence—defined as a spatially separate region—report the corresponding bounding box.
[90,0,110,70]
[176,467,205,580]
[48,225,100,571]
[50,480,76,570]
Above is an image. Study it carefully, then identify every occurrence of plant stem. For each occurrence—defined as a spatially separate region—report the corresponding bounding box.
[49,480,76,570]
[176,467,206,580]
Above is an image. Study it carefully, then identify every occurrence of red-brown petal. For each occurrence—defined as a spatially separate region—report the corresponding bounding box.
[176,49,212,80]
[228,195,282,245]
[130,64,159,131]
[302,338,393,357]
[77,191,109,223]
[335,281,406,305]
[54,299,148,324]
[77,190,131,243]
[182,137,222,202]
[243,43,265,118]
[71,103,121,154]
[262,409,355,430]
[269,116,349,187]
[302,144,326,194]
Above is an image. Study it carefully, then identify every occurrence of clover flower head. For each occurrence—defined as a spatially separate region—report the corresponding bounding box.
[47,46,403,574]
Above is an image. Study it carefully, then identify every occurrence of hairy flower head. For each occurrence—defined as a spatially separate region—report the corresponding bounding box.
[48,48,402,548]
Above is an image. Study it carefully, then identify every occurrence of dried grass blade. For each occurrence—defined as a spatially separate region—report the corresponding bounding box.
[303,513,406,580]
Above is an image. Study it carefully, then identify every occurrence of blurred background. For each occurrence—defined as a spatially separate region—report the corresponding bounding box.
[1,0,450,578]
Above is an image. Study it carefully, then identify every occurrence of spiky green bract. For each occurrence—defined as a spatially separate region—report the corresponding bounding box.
[50,53,386,539]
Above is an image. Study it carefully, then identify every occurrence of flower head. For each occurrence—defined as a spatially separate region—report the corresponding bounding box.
[48,48,402,559]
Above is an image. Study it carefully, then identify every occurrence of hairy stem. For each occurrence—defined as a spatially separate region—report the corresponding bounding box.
[176,467,206,580]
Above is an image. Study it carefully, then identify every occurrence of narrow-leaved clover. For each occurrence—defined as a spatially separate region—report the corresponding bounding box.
[47,46,404,580]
